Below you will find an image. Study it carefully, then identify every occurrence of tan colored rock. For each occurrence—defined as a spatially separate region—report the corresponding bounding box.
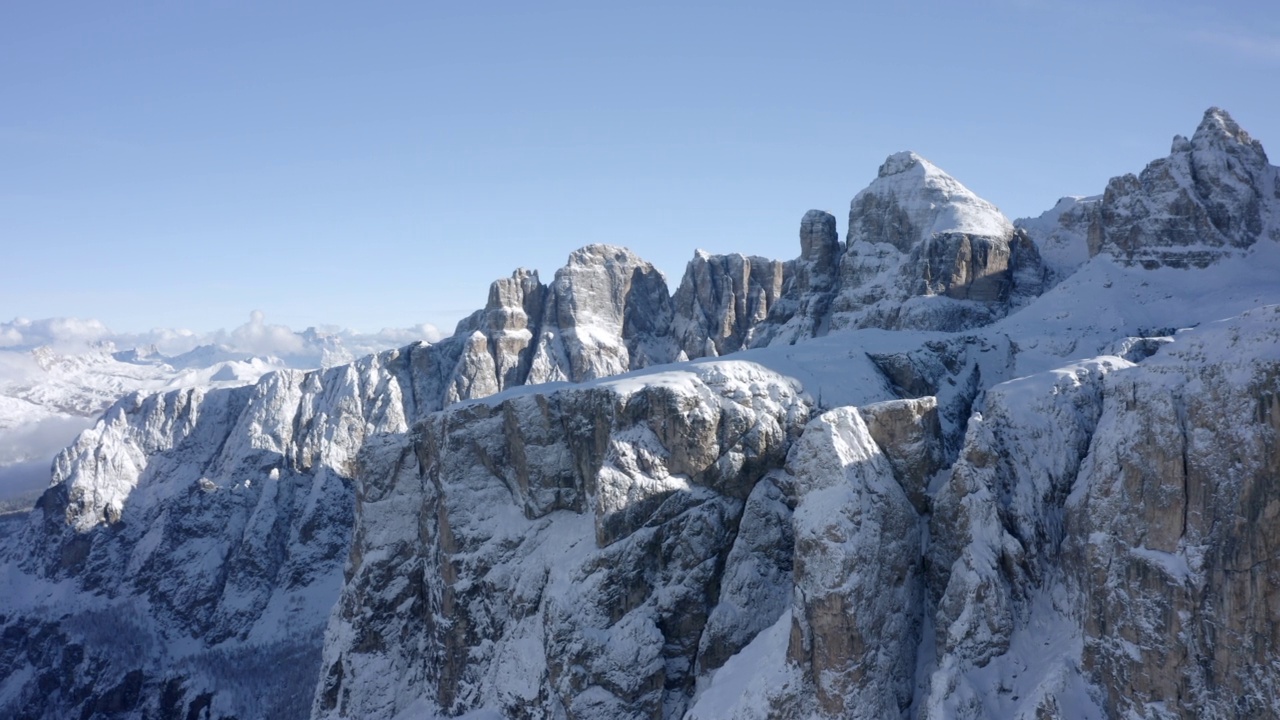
[857,396,944,513]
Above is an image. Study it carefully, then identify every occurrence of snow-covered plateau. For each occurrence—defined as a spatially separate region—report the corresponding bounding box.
[3,107,1280,719]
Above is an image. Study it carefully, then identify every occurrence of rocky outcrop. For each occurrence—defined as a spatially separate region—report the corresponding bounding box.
[867,334,1016,458]
[671,251,786,359]
[315,361,812,719]
[527,245,680,383]
[779,407,924,718]
[828,152,1047,333]
[695,473,795,676]
[449,245,682,397]
[755,155,1048,344]
[1088,107,1280,269]
[749,210,841,346]
[857,396,944,513]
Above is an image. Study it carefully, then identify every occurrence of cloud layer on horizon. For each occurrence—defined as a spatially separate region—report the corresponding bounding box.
[0,312,446,361]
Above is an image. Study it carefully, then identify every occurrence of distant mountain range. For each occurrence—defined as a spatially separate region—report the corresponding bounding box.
[0,314,442,509]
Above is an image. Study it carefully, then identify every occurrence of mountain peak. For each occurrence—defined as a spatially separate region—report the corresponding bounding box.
[1189,106,1267,161]
[849,151,1013,250]
[1087,107,1278,268]
[565,243,651,269]
[877,151,931,178]
[1195,107,1246,142]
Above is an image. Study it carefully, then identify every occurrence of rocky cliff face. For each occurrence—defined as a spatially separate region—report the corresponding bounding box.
[316,362,812,719]
[447,245,681,400]
[1081,108,1279,270]
[670,250,785,359]
[1,354,411,719]
[922,307,1280,720]
[1065,308,1280,718]
[4,108,1280,720]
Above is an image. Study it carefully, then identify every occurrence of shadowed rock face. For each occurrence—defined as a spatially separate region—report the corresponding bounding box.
[671,251,786,359]
[1089,107,1280,269]
[529,244,680,383]
[857,396,944,513]
[799,209,841,267]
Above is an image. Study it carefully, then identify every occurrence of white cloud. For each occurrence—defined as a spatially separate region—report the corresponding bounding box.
[0,415,95,465]
[217,310,309,358]
[356,323,446,346]
[0,313,447,368]
[0,317,112,349]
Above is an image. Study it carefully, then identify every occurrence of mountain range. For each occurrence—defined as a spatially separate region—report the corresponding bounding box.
[0,315,442,510]
[2,107,1279,719]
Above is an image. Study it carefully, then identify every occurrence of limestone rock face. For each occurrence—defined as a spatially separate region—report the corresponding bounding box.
[695,473,795,675]
[918,308,1280,719]
[922,357,1126,719]
[671,251,785,359]
[315,361,812,719]
[779,407,924,719]
[751,210,842,346]
[528,245,680,383]
[1064,307,1280,718]
[866,334,1016,458]
[1088,107,1280,268]
[857,396,944,513]
[799,209,841,267]
[481,268,546,389]
[447,247,684,403]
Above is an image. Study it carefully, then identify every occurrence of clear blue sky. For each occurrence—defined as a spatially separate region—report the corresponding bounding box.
[3,1,1277,335]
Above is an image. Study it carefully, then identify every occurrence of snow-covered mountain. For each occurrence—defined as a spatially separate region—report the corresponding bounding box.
[0,315,443,510]
[3,107,1280,719]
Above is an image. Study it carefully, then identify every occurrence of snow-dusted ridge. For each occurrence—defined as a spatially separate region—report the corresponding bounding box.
[0,313,445,508]
[3,108,1280,719]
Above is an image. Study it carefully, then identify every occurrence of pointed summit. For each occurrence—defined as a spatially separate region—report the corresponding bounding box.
[1089,107,1278,268]
[1192,107,1263,153]
[848,151,1013,252]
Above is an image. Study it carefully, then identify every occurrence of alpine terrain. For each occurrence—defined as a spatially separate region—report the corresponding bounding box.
[3,108,1280,719]
[0,318,432,512]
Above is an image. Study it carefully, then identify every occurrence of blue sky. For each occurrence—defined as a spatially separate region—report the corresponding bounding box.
[2,1,1278,335]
